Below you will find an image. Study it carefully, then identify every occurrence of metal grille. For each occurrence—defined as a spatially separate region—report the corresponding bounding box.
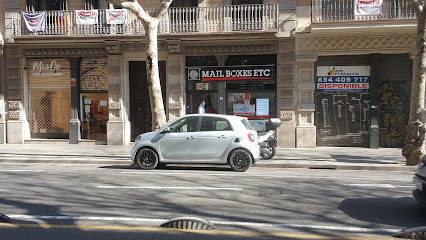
[80,57,108,91]
[30,90,71,137]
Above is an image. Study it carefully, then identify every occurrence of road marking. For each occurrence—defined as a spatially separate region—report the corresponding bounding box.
[0,223,393,240]
[7,215,399,234]
[348,184,395,188]
[96,186,243,190]
[0,170,46,172]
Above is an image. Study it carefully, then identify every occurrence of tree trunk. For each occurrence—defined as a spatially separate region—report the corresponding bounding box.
[402,13,426,165]
[145,21,167,131]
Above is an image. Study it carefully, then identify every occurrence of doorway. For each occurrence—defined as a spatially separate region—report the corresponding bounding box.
[186,81,219,114]
[80,93,109,141]
[129,61,166,141]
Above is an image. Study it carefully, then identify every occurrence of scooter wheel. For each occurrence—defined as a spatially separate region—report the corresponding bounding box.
[260,146,276,160]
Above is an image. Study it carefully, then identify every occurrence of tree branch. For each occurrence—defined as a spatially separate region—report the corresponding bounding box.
[406,0,422,16]
[105,0,152,23]
[152,1,173,19]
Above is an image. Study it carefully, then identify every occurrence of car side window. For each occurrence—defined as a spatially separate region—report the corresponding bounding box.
[168,116,199,133]
[201,117,233,131]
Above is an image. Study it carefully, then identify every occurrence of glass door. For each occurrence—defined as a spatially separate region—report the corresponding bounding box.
[80,93,108,141]
[186,81,219,114]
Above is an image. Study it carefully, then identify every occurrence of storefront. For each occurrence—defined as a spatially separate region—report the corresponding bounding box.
[79,57,109,141]
[28,58,71,139]
[314,54,411,147]
[185,55,277,132]
[27,56,109,141]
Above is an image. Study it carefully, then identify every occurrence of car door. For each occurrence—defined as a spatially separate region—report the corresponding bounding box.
[159,116,200,160]
[195,116,234,160]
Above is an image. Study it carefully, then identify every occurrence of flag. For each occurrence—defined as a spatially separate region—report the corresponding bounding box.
[22,12,46,32]
[75,10,98,25]
[355,0,383,15]
[106,9,127,25]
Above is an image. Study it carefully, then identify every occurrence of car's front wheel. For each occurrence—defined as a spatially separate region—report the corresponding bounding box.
[228,149,252,172]
[135,148,159,170]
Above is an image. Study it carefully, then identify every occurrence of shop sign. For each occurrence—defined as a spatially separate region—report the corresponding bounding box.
[196,83,211,90]
[187,66,275,82]
[32,60,63,76]
[316,66,370,92]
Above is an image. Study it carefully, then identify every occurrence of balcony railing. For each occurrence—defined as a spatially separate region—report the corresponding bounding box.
[312,0,416,22]
[10,4,278,37]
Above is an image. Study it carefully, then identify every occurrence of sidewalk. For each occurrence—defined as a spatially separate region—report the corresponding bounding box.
[0,144,418,172]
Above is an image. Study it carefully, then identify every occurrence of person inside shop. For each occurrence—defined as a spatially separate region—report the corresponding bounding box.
[198,99,206,114]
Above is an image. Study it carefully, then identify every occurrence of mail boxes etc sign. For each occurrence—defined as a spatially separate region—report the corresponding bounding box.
[187,66,275,82]
[316,66,370,92]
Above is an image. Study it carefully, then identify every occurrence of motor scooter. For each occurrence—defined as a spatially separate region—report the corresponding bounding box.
[258,118,281,160]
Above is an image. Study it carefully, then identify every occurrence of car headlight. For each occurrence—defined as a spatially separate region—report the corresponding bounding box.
[135,135,142,142]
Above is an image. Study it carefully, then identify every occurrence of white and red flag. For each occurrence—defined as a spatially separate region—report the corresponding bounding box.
[75,10,98,25]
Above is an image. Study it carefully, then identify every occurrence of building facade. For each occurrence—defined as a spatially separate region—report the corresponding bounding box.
[0,0,417,148]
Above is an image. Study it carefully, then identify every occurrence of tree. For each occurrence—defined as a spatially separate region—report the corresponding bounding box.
[106,0,172,131]
[402,0,426,165]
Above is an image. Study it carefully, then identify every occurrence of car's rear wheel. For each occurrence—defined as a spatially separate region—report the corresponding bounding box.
[135,148,159,170]
[228,149,252,172]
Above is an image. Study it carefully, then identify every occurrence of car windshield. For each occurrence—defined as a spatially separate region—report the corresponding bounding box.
[241,118,256,131]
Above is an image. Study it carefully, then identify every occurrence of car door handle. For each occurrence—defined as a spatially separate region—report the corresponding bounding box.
[187,136,196,140]
[218,135,227,138]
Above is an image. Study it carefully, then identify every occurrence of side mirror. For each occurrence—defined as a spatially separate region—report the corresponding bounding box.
[161,127,171,134]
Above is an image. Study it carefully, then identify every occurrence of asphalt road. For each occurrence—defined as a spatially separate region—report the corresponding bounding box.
[0,163,423,240]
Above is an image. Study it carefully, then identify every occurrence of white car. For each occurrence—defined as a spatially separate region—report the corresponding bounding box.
[413,156,426,207]
[131,114,260,172]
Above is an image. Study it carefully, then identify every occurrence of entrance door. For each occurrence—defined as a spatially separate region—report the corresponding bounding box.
[186,81,219,114]
[129,61,166,141]
[81,93,108,141]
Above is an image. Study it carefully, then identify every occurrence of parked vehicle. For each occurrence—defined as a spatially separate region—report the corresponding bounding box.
[413,156,426,207]
[258,118,281,160]
[131,114,260,172]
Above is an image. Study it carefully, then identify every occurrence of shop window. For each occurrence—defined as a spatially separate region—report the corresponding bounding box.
[26,0,67,11]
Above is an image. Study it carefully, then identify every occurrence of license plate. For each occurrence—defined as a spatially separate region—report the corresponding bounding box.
[413,177,424,191]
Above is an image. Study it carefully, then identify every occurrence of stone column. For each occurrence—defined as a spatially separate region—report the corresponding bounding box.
[106,41,130,145]
[295,54,318,148]
[277,39,296,148]
[68,57,82,144]
[167,40,184,121]
[6,46,26,144]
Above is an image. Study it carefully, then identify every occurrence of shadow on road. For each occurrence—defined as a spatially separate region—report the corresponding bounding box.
[339,197,426,228]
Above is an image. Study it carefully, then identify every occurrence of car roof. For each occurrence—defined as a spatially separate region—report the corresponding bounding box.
[184,114,247,120]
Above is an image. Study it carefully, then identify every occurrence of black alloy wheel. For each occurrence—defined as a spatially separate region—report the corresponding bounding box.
[135,148,159,170]
[229,149,252,172]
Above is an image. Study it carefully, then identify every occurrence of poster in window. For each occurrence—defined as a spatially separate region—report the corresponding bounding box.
[256,98,269,116]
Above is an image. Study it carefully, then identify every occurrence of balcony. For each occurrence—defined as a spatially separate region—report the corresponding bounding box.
[9,4,278,37]
[312,0,416,22]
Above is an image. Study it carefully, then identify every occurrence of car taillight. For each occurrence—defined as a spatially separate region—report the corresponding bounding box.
[248,133,255,142]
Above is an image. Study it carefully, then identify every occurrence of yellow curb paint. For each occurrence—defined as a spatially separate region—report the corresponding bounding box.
[0,223,392,240]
